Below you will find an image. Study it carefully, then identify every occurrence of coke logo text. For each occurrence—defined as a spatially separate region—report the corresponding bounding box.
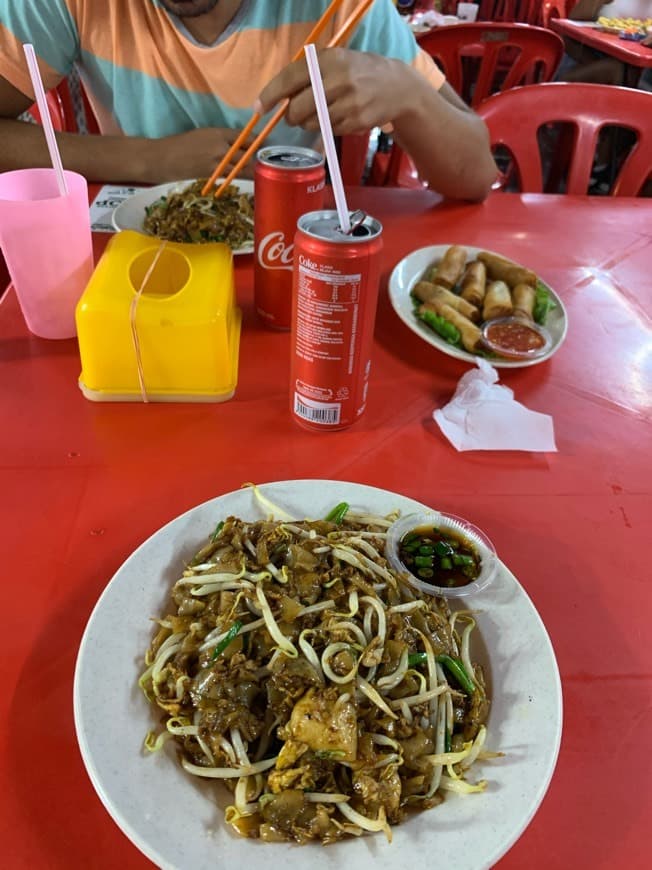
[258,232,294,271]
[298,254,318,269]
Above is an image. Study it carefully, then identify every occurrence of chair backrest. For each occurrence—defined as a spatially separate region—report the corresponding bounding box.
[539,0,568,27]
[339,133,371,186]
[28,79,100,135]
[417,22,564,106]
[26,88,67,131]
[489,0,540,22]
[477,0,500,18]
[478,82,652,195]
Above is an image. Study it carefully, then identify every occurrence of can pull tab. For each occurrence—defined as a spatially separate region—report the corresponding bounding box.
[341,209,367,235]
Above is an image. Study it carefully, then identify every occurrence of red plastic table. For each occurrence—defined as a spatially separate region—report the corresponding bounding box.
[550,18,652,85]
[1,189,651,869]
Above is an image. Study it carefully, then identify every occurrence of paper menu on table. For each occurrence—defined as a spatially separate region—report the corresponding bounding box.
[89,185,145,233]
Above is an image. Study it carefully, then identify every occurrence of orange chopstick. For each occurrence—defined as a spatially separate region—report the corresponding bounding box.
[331,0,377,46]
[212,0,376,199]
[201,0,348,196]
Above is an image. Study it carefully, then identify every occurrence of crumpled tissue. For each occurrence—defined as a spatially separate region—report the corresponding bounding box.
[433,359,557,452]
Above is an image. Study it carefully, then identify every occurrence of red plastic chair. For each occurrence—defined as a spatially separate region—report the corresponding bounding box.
[339,133,371,186]
[488,0,533,21]
[478,82,652,195]
[477,0,500,18]
[26,87,67,131]
[28,79,100,135]
[476,0,540,22]
[417,22,563,107]
[539,0,568,27]
[378,22,563,187]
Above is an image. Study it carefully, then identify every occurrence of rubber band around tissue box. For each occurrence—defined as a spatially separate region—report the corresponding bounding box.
[75,231,241,402]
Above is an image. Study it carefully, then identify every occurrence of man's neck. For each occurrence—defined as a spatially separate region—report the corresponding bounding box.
[180,0,243,45]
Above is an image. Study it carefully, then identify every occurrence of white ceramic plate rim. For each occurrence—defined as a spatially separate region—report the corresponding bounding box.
[111,178,254,255]
[73,480,562,870]
[388,245,569,368]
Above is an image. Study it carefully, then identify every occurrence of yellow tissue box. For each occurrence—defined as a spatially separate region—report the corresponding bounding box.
[76,231,241,402]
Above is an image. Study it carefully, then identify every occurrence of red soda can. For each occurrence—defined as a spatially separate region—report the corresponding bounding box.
[254,146,325,329]
[290,210,384,431]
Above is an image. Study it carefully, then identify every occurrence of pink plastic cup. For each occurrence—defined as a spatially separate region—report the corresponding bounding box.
[0,168,94,339]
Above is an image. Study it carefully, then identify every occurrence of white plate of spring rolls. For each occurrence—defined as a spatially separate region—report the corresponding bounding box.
[388,245,568,368]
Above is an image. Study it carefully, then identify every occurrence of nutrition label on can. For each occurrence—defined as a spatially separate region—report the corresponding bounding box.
[295,260,361,372]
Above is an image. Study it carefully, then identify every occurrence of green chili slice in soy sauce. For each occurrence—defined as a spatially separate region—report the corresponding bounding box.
[398,525,481,588]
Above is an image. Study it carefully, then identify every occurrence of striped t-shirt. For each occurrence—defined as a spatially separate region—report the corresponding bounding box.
[0,0,445,147]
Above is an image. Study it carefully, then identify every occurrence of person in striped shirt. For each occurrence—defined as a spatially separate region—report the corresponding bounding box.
[0,0,496,200]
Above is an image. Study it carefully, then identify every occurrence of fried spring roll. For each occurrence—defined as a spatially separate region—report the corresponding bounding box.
[421,299,482,353]
[413,280,440,304]
[512,283,536,320]
[413,280,480,322]
[429,245,468,289]
[483,280,513,321]
[460,261,487,308]
[477,251,537,288]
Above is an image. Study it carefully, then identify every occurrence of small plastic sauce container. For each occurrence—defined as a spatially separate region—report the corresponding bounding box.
[385,511,497,599]
[481,316,552,361]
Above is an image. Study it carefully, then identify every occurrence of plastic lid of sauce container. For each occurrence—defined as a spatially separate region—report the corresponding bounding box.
[481,316,552,361]
[385,511,497,598]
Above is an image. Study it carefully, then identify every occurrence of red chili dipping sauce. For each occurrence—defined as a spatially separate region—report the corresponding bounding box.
[483,318,549,359]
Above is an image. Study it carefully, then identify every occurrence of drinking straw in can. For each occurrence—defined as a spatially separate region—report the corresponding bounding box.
[303,43,351,234]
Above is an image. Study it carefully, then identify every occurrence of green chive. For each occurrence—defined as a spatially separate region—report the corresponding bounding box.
[408,652,428,666]
[415,555,434,568]
[440,556,453,570]
[445,727,452,754]
[314,749,346,759]
[436,654,476,695]
[435,540,454,557]
[210,520,224,542]
[210,620,242,662]
[325,502,349,524]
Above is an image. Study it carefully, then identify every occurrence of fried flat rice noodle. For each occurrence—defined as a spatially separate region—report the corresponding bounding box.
[143,179,254,247]
[140,510,496,844]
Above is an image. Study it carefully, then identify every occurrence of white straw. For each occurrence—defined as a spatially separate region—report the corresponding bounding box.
[23,44,68,197]
[304,43,351,234]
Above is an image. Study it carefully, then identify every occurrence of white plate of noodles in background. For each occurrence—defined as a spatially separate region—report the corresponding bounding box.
[73,480,562,870]
[111,178,255,254]
[389,245,568,368]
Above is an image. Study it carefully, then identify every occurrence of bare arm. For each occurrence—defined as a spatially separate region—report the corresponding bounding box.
[257,49,496,202]
[570,0,613,20]
[0,76,254,182]
[390,79,495,202]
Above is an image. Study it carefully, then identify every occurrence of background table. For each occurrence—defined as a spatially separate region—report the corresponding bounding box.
[551,18,652,85]
[1,189,651,869]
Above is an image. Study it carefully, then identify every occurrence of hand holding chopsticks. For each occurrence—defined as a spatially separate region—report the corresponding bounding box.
[204,0,376,199]
[201,0,349,196]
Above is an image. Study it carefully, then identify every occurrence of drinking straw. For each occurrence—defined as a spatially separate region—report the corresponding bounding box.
[303,44,351,233]
[211,0,376,200]
[22,44,68,197]
[201,0,347,196]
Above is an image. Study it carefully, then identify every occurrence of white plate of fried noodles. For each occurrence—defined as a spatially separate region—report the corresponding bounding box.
[74,480,562,870]
[112,178,254,253]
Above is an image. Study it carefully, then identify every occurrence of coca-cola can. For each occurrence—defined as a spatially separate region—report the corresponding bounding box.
[254,145,326,329]
[290,210,384,431]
